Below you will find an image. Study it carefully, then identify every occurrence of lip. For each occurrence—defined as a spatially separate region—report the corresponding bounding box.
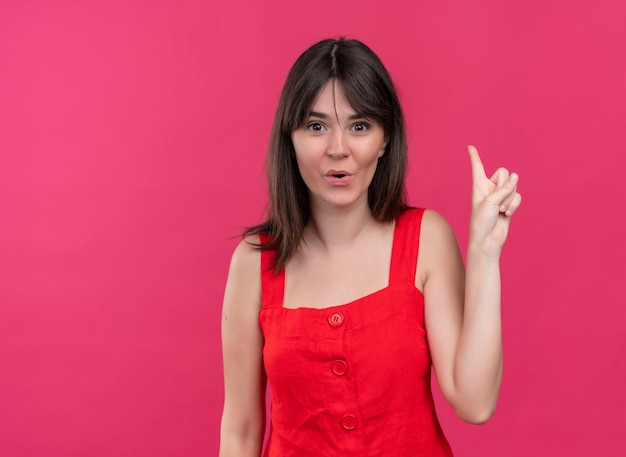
[325,170,352,186]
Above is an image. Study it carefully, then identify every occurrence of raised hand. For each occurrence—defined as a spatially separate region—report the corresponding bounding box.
[467,145,522,255]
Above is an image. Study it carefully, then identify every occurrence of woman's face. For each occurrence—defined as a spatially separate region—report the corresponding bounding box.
[291,80,387,213]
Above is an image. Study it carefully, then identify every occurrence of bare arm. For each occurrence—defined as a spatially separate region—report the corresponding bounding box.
[219,236,266,457]
[420,146,522,424]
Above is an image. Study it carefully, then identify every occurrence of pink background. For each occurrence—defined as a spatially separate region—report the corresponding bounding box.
[1,0,625,455]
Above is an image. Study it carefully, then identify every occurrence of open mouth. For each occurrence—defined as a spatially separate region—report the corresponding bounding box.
[326,171,351,184]
[327,170,350,178]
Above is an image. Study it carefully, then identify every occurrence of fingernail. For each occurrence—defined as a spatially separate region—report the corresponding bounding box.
[510,173,518,182]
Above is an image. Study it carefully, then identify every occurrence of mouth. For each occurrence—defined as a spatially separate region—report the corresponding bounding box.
[326,170,351,178]
[325,170,352,186]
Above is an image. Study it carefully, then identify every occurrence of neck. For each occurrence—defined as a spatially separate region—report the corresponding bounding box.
[305,200,376,249]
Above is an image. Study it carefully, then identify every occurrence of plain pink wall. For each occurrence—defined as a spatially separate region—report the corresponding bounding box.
[1,0,624,456]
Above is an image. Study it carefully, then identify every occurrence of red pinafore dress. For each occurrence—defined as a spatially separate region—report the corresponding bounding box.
[259,208,453,456]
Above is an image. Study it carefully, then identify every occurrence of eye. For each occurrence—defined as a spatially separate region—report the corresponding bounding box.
[351,122,370,132]
[307,122,326,132]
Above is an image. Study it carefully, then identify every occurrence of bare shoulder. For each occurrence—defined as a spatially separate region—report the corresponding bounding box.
[420,209,460,249]
[223,234,262,315]
[417,209,463,288]
[421,209,456,237]
[228,234,261,279]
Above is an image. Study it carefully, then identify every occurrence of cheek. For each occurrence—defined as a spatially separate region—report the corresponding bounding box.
[292,142,320,176]
[294,153,316,182]
[378,144,386,158]
[291,139,306,172]
[361,140,386,165]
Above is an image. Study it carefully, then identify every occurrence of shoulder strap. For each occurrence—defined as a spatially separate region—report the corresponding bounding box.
[258,233,285,309]
[389,208,425,285]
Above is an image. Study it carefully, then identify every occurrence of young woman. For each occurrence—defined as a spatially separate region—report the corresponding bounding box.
[219,38,521,457]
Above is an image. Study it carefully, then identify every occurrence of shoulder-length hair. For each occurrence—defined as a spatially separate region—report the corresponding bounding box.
[246,37,409,270]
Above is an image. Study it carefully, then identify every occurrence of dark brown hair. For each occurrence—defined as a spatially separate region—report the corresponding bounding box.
[246,37,409,270]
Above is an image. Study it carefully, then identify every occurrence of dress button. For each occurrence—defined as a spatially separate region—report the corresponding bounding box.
[331,360,348,376]
[341,414,358,430]
[327,311,344,327]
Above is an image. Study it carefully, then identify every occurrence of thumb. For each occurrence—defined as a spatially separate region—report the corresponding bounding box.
[484,173,519,208]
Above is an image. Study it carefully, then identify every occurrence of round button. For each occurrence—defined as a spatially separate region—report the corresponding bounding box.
[331,360,348,376]
[341,414,358,430]
[327,311,344,327]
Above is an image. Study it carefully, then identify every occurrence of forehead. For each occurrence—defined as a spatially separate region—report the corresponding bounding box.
[310,80,355,114]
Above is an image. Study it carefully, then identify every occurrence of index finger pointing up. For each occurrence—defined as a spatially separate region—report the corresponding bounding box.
[468,145,486,180]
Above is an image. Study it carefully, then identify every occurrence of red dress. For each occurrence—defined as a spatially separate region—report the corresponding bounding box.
[259,208,453,456]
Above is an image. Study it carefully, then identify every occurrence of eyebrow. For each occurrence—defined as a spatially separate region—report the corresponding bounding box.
[308,111,366,120]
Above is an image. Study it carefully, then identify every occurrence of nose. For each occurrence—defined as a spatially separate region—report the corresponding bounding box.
[327,128,348,159]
